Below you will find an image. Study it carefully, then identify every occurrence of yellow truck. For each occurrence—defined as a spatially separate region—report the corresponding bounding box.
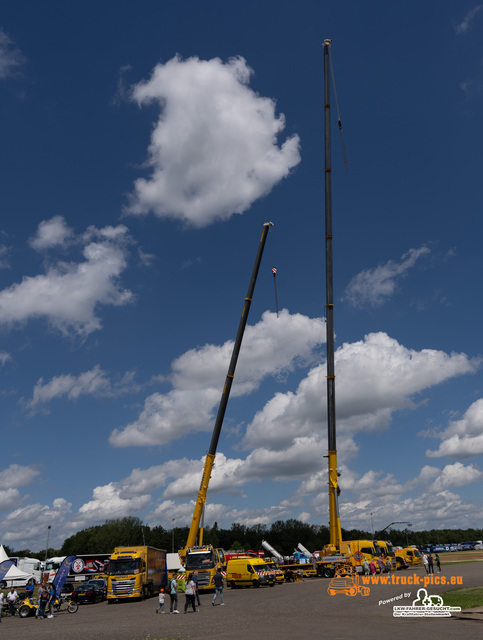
[264,560,284,584]
[183,545,226,591]
[226,556,277,589]
[338,539,382,572]
[376,540,398,571]
[395,546,422,566]
[107,546,167,601]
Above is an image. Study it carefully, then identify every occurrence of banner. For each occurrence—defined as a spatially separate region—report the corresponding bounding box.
[52,556,76,598]
[0,560,14,581]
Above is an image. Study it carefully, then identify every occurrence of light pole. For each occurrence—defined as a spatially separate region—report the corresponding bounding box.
[405,524,412,547]
[171,519,175,553]
[45,525,51,561]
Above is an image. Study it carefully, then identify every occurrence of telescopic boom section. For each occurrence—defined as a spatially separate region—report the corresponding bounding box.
[182,222,274,557]
[323,39,342,551]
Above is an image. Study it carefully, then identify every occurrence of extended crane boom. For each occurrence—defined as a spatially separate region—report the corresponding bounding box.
[180,222,274,562]
[323,39,343,552]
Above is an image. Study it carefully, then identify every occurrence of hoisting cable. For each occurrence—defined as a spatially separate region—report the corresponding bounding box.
[268,225,279,318]
[329,47,349,172]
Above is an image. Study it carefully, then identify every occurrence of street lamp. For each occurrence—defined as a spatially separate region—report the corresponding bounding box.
[45,525,51,561]
[171,519,175,553]
[375,521,412,540]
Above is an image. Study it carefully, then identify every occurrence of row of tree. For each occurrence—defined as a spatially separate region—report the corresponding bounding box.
[5,517,483,559]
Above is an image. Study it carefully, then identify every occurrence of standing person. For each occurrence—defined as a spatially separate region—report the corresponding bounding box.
[184,574,197,614]
[0,590,4,622]
[422,552,429,574]
[427,554,434,575]
[37,586,50,619]
[192,571,201,606]
[25,579,35,599]
[169,576,179,614]
[6,587,18,616]
[35,583,45,618]
[435,553,441,572]
[46,582,56,618]
[363,559,370,575]
[212,568,225,606]
[369,560,376,575]
[156,588,165,613]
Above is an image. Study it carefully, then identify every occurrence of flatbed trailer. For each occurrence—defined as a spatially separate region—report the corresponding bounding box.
[277,555,351,579]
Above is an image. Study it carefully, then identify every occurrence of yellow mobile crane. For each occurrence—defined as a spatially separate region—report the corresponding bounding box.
[178,222,274,591]
[321,41,381,575]
[323,38,343,555]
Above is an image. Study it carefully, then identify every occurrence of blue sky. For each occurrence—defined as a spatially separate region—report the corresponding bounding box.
[1,1,483,551]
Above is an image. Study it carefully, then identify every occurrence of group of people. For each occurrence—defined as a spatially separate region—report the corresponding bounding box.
[0,580,56,621]
[422,552,441,574]
[362,557,392,575]
[157,568,225,614]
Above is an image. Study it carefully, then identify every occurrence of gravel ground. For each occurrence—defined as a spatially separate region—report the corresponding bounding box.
[2,561,481,640]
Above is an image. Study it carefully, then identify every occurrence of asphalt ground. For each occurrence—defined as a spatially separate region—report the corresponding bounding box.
[1,561,481,640]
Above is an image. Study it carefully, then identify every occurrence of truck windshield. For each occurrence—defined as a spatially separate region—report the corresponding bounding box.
[109,559,141,575]
[385,543,395,556]
[373,542,382,556]
[413,550,421,558]
[255,564,272,572]
[186,552,214,570]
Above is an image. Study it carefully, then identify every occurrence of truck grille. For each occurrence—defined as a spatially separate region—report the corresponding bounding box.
[197,572,212,588]
[112,579,136,596]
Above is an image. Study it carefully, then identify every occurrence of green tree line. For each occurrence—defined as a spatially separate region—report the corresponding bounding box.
[4,518,483,558]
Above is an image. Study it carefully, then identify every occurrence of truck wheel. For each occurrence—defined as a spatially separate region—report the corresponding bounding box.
[230,581,237,589]
[68,602,79,613]
[252,580,260,588]
[19,605,32,618]
[322,567,334,579]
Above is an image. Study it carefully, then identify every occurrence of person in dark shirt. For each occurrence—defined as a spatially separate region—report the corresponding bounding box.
[212,568,225,606]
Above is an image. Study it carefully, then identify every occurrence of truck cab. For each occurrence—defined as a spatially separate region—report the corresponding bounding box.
[339,540,382,572]
[226,557,276,588]
[184,545,225,591]
[397,547,422,565]
[376,540,398,571]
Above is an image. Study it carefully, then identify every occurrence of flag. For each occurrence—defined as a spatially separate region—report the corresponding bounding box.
[52,556,76,598]
[0,560,14,581]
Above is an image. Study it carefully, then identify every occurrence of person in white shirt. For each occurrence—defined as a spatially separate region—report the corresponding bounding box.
[6,587,18,616]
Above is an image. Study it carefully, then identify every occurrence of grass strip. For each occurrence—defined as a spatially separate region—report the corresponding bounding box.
[440,586,483,609]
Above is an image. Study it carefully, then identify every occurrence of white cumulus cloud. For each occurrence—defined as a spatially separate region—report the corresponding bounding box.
[426,398,483,458]
[29,215,74,251]
[125,55,301,227]
[0,27,25,79]
[25,365,140,413]
[344,246,430,308]
[109,310,324,447]
[455,5,483,34]
[243,332,480,450]
[0,221,134,336]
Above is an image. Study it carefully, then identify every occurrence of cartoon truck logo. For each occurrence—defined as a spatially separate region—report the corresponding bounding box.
[327,565,370,597]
